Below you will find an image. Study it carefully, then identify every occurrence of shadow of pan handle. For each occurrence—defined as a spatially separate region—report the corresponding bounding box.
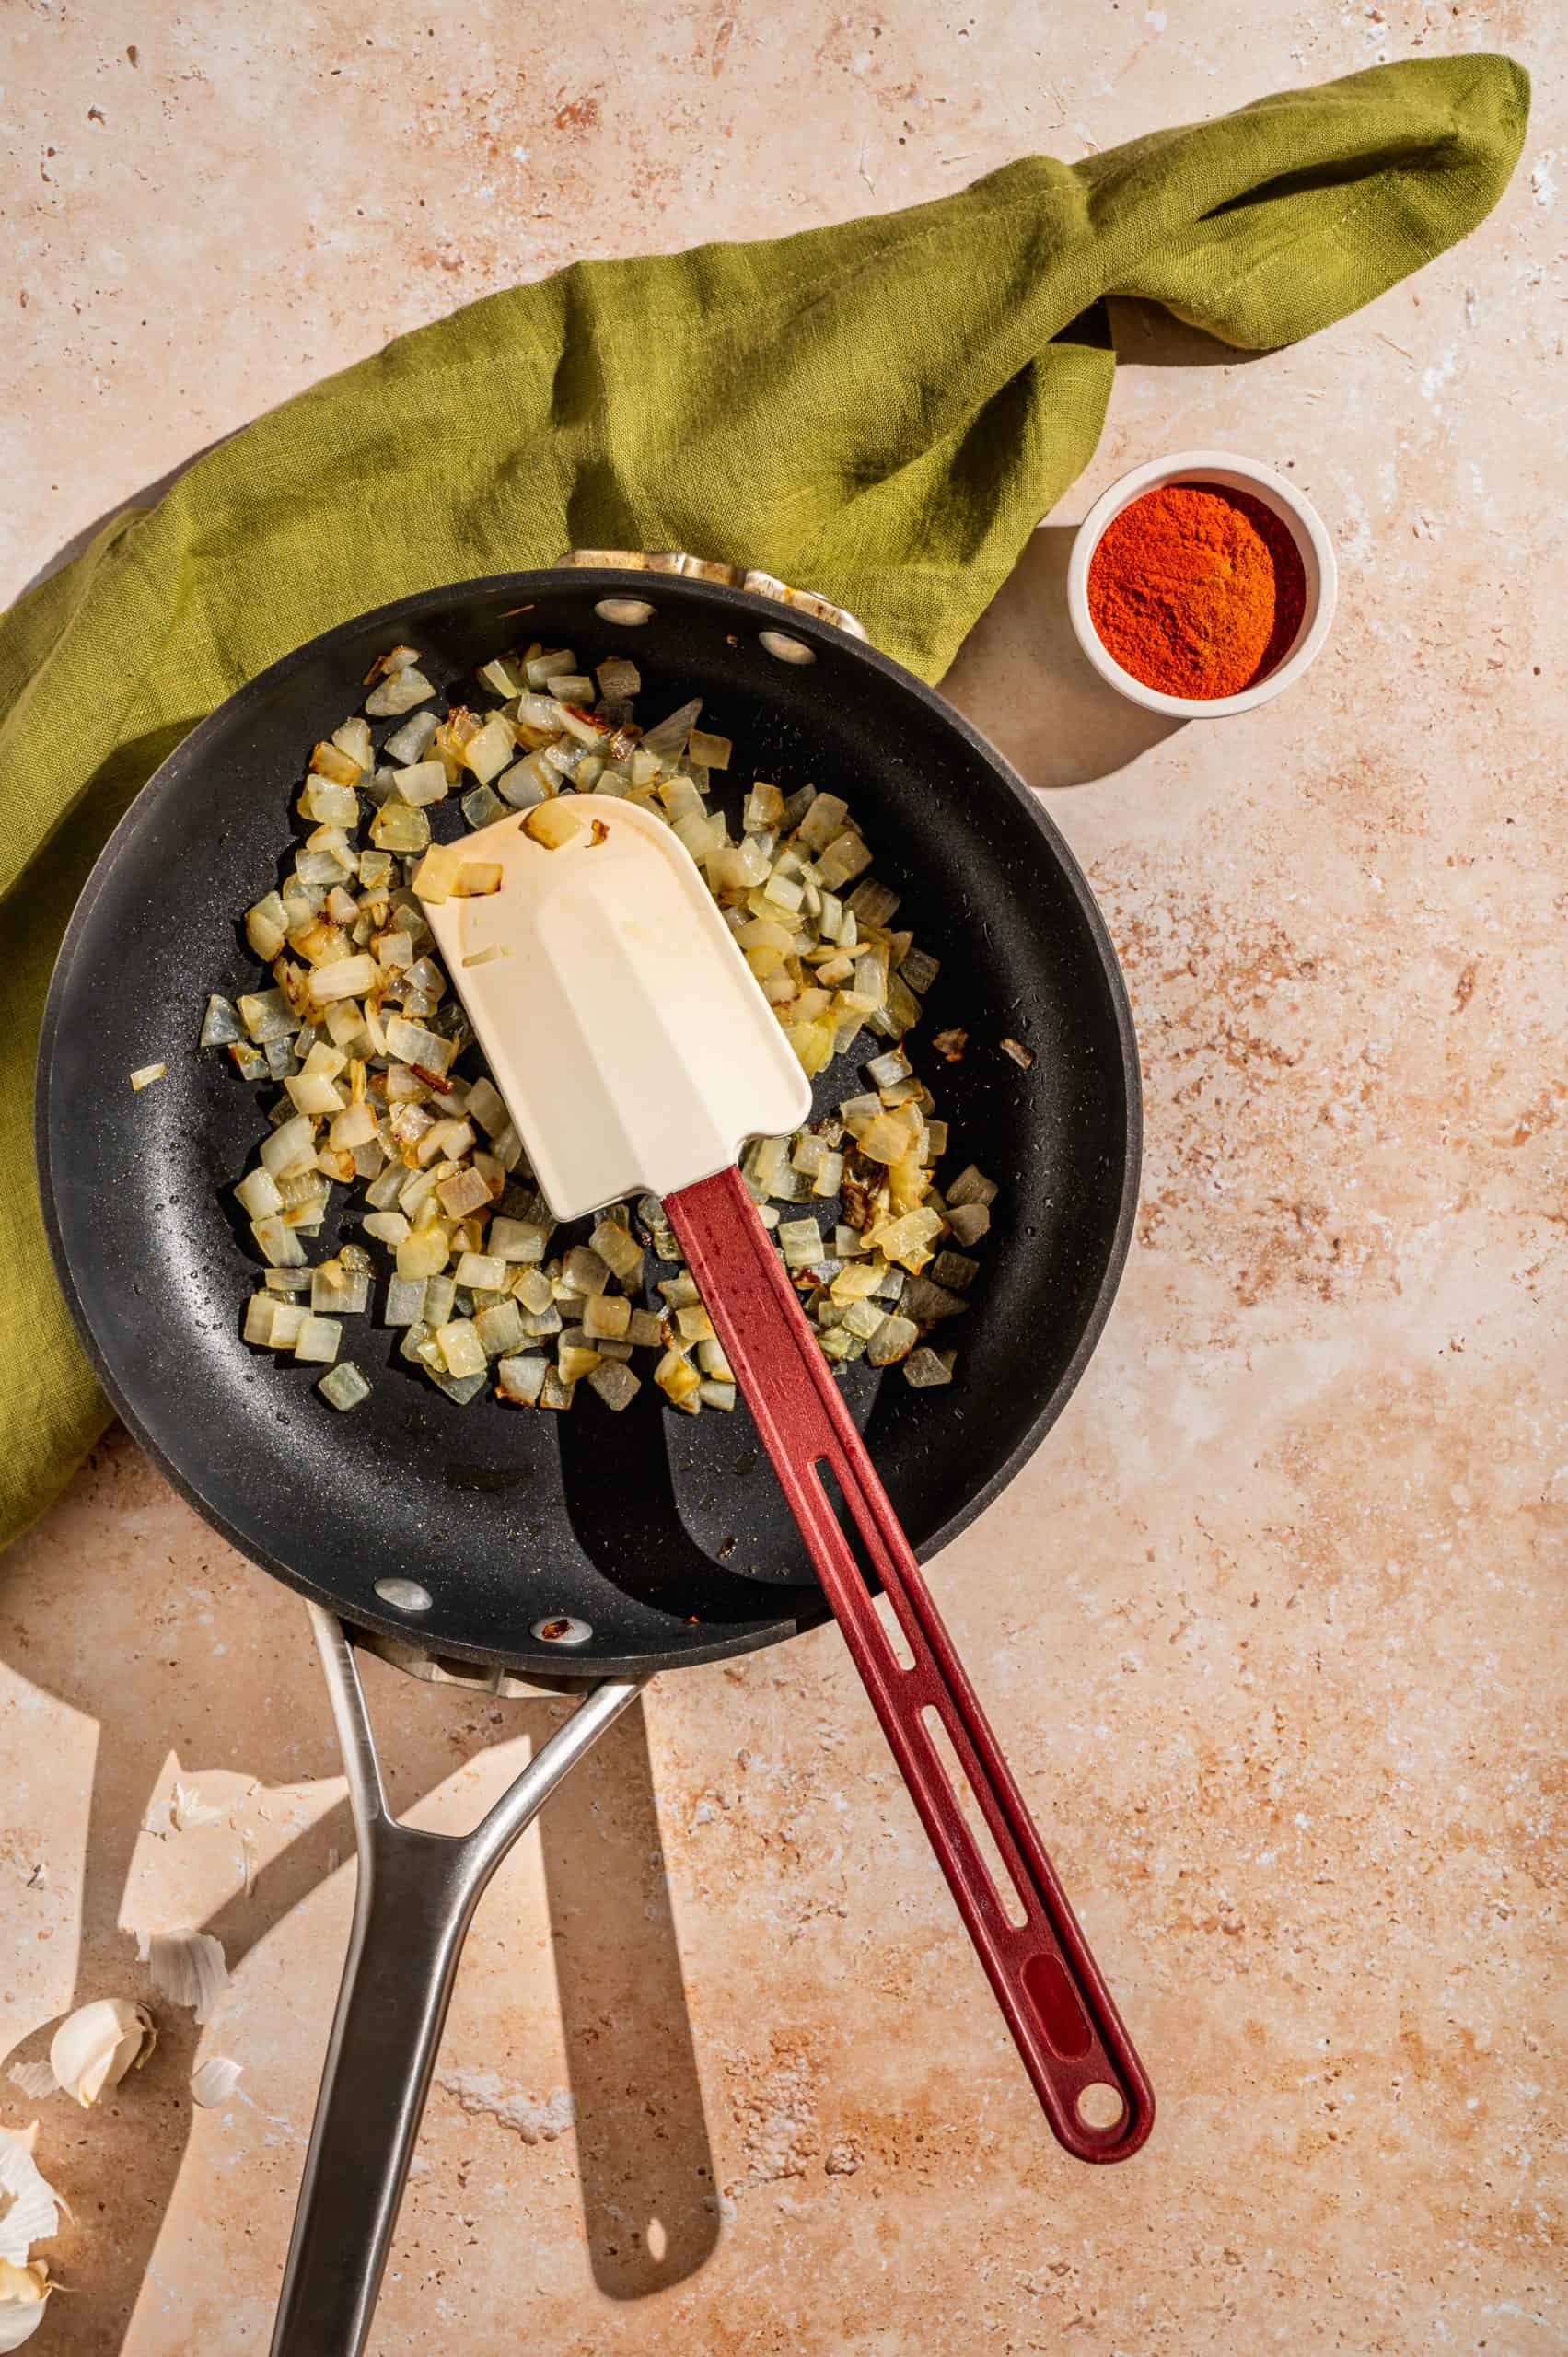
[535,1692,724,2297]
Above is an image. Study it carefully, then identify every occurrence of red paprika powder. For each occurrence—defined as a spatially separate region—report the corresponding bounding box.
[1086,482,1307,701]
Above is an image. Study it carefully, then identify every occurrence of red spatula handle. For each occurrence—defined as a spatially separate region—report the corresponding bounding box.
[666,1166,1153,2164]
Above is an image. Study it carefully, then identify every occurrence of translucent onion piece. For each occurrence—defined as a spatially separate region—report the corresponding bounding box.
[235,1167,284,1220]
[583,1293,631,1341]
[392,760,449,808]
[383,1276,427,1328]
[365,666,436,717]
[496,1353,548,1405]
[464,718,516,785]
[558,1341,601,1385]
[384,1016,455,1075]
[654,1349,701,1410]
[308,954,379,1005]
[478,656,528,699]
[368,798,431,854]
[525,649,576,688]
[383,709,440,765]
[562,1246,610,1297]
[640,696,702,758]
[462,783,506,831]
[866,1313,919,1365]
[293,1314,341,1365]
[200,994,243,1048]
[251,1215,307,1269]
[435,1318,486,1380]
[474,1300,527,1359]
[318,1362,370,1410]
[494,756,550,811]
[522,799,583,851]
[946,1165,996,1208]
[454,1251,506,1292]
[311,1264,370,1315]
[587,1359,640,1411]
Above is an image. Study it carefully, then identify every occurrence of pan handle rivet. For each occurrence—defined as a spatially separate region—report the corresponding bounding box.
[758,629,816,666]
[375,1577,434,1614]
[532,1615,593,1646]
[594,597,656,627]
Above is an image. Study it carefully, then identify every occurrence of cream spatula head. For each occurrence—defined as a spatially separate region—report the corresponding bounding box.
[417,797,811,1220]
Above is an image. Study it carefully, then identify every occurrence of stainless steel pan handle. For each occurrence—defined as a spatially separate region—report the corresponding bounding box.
[270,1608,643,2357]
[557,547,867,643]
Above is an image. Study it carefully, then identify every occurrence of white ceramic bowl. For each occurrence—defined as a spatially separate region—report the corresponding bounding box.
[1065,449,1337,719]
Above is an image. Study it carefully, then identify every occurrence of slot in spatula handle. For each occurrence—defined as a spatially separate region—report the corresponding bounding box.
[666,1165,1154,2164]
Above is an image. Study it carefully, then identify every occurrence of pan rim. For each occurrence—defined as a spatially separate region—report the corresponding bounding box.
[35,566,1141,1679]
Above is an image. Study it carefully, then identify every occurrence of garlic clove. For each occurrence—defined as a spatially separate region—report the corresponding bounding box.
[48,1999,157,2109]
[190,2056,244,2110]
[0,2260,51,2353]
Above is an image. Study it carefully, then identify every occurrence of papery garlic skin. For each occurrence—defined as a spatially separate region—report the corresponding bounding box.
[138,1931,229,2026]
[0,2128,60,2270]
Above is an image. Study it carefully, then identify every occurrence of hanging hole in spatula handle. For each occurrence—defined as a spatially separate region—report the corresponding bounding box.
[665,1167,1155,2165]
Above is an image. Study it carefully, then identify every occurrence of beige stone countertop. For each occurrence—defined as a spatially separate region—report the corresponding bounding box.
[2,5,1562,2352]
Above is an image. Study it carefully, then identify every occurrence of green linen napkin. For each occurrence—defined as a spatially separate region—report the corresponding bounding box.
[0,54,1527,1550]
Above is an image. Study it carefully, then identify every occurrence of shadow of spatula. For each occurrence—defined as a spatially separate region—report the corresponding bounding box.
[420,796,1153,2163]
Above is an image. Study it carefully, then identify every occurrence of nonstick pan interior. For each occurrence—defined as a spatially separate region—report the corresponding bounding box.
[38,572,1139,1679]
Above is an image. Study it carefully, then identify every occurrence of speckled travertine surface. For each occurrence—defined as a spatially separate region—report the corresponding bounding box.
[2,5,1563,2352]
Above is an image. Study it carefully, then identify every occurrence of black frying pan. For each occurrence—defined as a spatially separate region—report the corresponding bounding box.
[37,566,1143,2353]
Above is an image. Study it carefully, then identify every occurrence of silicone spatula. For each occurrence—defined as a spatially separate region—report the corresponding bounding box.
[419,796,1153,2162]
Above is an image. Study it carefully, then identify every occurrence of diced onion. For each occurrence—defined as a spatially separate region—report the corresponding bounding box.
[434,1318,486,1379]
[319,1361,370,1410]
[366,666,436,717]
[293,1313,341,1364]
[308,955,379,1005]
[497,1353,549,1405]
[583,1293,631,1341]
[588,1359,641,1411]
[383,709,440,765]
[211,636,990,1425]
[522,799,583,851]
